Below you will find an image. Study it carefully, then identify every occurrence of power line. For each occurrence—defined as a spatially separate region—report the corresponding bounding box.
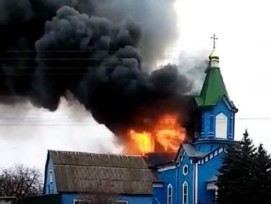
[0,117,268,127]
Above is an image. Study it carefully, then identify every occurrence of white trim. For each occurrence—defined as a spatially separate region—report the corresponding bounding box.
[219,147,223,153]
[153,183,163,188]
[154,197,161,204]
[207,182,218,191]
[167,184,173,204]
[115,201,128,204]
[182,182,188,204]
[183,165,188,176]
[157,165,176,172]
[210,153,214,159]
[195,163,198,204]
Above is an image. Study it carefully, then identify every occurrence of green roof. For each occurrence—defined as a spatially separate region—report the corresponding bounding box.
[195,67,236,110]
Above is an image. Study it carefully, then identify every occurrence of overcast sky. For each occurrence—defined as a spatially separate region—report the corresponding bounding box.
[0,0,271,172]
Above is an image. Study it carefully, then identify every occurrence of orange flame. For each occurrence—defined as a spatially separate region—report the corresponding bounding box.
[129,130,154,155]
[126,113,186,155]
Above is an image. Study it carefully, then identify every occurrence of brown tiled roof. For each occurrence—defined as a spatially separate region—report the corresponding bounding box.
[48,150,157,195]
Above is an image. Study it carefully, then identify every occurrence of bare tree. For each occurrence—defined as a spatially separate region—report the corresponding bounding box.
[0,164,42,199]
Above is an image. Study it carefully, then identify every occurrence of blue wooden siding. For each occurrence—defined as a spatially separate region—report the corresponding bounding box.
[121,195,152,204]
[153,184,165,204]
[154,152,195,204]
[156,167,177,204]
[177,154,193,204]
[44,156,57,194]
[200,98,235,140]
[197,151,224,204]
[61,193,152,204]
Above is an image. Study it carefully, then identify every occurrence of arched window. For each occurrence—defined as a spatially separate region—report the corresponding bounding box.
[215,113,228,139]
[183,182,188,204]
[167,184,173,204]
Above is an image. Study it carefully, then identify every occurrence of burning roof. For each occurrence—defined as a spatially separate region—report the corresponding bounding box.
[144,152,177,168]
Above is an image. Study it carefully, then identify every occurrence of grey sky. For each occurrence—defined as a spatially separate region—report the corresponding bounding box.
[0,0,270,171]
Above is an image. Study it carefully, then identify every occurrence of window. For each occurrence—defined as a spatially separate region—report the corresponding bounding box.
[49,170,53,183]
[215,113,228,139]
[183,165,188,176]
[167,184,173,204]
[183,182,188,204]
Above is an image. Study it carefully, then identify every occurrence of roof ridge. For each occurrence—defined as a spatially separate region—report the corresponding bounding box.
[49,149,144,158]
[53,163,150,169]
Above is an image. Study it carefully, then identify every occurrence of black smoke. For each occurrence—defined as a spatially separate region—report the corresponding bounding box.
[0,0,197,134]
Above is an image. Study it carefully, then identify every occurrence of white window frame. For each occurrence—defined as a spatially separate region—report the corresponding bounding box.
[49,170,53,183]
[183,165,188,176]
[167,184,173,204]
[183,182,188,204]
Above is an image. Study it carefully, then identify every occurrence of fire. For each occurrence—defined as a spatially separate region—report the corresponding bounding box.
[126,113,186,155]
[129,130,154,155]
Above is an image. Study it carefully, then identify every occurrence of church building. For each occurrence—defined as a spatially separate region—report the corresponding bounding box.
[41,45,238,204]
[151,48,238,204]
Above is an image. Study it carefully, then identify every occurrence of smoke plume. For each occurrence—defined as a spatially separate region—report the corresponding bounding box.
[0,0,202,136]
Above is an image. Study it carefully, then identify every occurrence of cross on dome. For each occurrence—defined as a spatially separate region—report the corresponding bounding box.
[211,34,218,50]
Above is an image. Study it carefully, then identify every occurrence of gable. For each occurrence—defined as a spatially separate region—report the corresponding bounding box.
[44,152,57,194]
[175,144,207,165]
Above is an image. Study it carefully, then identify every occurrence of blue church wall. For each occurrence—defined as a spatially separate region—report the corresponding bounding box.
[61,193,78,204]
[197,150,224,204]
[200,99,235,141]
[154,151,196,204]
[44,156,57,195]
[193,140,231,153]
[121,195,153,204]
[176,154,193,204]
[156,166,177,204]
[153,184,165,204]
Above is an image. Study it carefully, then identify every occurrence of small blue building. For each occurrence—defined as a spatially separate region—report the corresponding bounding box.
[43,50,237,204]
[44,150,156,204]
